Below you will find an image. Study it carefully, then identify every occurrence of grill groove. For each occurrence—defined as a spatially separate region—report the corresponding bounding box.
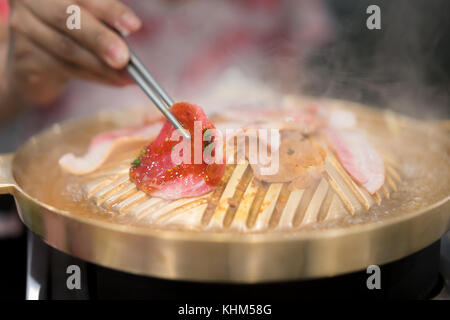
[292,180,321,227]
[223,165,254,228]
[207,162,249,229]
[201,165,235,226]
[268,184,291,229]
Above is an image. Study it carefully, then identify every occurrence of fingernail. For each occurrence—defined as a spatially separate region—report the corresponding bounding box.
[120,12,142,31]
[106,43,129,68]
[114,22,130,37]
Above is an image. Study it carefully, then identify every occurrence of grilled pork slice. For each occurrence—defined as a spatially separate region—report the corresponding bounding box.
[129,102,226,200]
[324,127,385,194]
[249,130,326,189]
[59,122,163,175]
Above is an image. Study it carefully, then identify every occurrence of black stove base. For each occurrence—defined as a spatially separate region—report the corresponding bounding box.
[26,231,443,300]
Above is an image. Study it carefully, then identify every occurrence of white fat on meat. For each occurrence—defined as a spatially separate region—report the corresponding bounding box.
[324,127,385,194]
[59,122,163,175]
[328,110,356,129]
[146,175,210,200]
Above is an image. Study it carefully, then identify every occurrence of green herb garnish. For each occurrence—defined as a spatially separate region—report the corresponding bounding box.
[140,148,147,154]
[131,157,141,167]
[287,148,295,155]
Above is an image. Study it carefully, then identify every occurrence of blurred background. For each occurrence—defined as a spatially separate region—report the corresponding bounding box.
[0,0,449,299]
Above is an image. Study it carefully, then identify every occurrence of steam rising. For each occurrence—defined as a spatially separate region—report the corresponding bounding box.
[166,0,450,121]
[301,0,450,119]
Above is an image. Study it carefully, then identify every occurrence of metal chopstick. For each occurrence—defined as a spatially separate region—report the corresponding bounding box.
[125,50,190,140]
[129,50,174,107]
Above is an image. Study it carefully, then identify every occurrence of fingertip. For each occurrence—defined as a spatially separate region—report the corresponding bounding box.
[119,12,142,33]
[104,42,130,69]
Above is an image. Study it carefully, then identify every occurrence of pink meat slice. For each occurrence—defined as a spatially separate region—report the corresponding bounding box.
[324,128,385,194]
[129,102,225,200]
[59,122,163,175]
[129,123,215,200]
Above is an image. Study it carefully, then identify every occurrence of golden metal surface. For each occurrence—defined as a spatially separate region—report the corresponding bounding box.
[0,153,14,194]
[0,98,449,283]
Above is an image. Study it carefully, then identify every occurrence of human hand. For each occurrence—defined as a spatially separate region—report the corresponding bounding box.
[7,0,142,105]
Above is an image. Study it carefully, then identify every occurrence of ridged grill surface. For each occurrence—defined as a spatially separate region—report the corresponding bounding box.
[79,146,401,232]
